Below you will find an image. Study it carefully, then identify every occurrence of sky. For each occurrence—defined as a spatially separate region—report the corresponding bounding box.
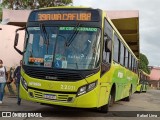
[73,0,160,66]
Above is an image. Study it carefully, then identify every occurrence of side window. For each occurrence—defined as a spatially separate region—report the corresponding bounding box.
[135,60,138,73]
[133,59,137,73]
[103,19,112,64]
[128,52,130,68]
[113,35,120,62]
[132,57,135,72]
[105,20,113,39]
[125,48,128,68]
[120,43,124,65]
[101,19,112,75]
[129,54,132,70]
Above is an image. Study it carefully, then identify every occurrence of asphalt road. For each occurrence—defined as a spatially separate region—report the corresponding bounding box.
[0,89,160,120]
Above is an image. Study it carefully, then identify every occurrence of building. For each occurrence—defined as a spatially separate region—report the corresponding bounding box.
[149,67,160,89]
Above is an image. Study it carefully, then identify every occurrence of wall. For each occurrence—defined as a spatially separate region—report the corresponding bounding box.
[0,24,24,70]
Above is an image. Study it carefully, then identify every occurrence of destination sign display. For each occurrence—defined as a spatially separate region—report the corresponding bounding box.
[28,9,100,22]
[38,13,91,21]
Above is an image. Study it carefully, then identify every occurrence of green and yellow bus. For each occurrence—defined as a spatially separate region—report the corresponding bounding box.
[136,70,149,93]
[14,7,139,112]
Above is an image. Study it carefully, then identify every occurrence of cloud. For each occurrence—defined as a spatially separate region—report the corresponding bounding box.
[73,0,160,66]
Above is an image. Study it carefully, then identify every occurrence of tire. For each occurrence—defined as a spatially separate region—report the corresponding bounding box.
[98,91,115,113]
[98,102,109,113]
[125,87,132,102]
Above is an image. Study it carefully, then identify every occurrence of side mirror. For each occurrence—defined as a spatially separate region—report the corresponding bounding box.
[105,39,112,52]
[14,33,19,47]
[14,27,25,55]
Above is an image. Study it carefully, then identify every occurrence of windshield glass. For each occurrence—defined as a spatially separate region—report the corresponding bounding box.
[23,26,101,70]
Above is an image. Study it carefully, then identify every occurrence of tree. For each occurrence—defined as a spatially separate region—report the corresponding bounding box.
[139,53,150,74]
[2,0,73,10]
[0,4,2,21]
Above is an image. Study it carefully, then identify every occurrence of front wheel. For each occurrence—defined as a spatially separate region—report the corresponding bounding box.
[98,92,114,113]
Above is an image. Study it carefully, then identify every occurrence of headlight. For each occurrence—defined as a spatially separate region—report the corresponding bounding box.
[77,81,97,96]
[77,86,87,96]
[88,82,97,91]
[21,77,28,91]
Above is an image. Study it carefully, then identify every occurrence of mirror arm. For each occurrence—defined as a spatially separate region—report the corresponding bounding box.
[16,27,25,32]
[14,27,26,55]
[14,45,23,55]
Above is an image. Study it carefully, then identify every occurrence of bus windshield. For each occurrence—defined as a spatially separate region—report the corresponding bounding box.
[23,26,101,70]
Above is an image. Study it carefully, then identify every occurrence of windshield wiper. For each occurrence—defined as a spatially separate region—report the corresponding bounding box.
[40,24,50,54]
[65,23,80,47]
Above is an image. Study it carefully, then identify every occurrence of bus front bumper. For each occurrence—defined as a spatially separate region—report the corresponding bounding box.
[19,83,98,108]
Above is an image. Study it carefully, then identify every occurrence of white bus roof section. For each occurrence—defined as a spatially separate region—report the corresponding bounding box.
[2,9,139,58]
[107,10,139,58]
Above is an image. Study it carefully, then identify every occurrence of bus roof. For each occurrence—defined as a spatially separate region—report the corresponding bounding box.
[40,6,91,10]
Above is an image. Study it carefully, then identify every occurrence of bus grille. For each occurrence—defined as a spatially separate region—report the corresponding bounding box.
[32,90,73,102]
[22,65,83,81]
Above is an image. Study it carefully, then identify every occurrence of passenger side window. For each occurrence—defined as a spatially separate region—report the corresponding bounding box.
[120,43,125,65]
[134,61,138,73]
[132,57,135,72]
[113,35,120,62]
[129,54,132,70]
[125,48,129,68]
[101,19,112,75]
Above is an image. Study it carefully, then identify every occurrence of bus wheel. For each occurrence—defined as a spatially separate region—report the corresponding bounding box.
[109,93,115,107]
[98,92,114,113]
[125,87,132,102]
[98,103,109,113]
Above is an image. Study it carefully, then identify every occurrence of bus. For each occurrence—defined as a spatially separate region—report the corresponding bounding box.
[14,7,139,112]
[136,70,149,93]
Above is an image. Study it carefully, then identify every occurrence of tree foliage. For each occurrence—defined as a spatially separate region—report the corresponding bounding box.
[2,0,73,10]
[139,53,150,74]
[0,4,2,21]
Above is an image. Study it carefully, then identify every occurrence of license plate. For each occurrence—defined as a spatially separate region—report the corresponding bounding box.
[44,94,56,100]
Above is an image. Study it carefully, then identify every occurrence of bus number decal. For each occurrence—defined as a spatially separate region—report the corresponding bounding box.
[61,85,76,90]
